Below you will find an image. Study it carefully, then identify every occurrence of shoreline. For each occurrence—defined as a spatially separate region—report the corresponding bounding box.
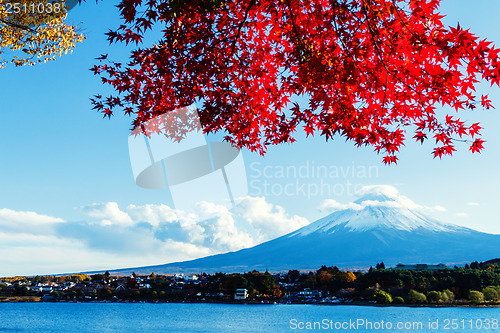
[1,297,499,308]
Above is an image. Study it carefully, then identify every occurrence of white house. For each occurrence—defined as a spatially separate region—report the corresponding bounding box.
[298,288,313,297]
[234,289,248,300]
[29,286,43,292]
[184,275,198,282]
[62,282,76,290]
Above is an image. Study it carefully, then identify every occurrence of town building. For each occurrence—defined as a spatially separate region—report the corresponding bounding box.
[234,289,248,300]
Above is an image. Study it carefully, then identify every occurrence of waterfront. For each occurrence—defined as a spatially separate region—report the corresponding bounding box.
[0,303,498,332]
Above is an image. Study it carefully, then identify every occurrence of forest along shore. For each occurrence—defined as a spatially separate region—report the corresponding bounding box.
[2,260,500,306]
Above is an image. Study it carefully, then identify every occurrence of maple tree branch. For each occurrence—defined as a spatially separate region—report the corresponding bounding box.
[390,1,445,60]
[382,71,389,112]
[229,0,255,60]
[88,0,494,162]
[390,0,482,76]
[388,5,486,113]
[361,0,428,110]
[330,1,366,63]
[284,0,307,61]
[450,137,472,144]
[361,1,393,74]
[331,5,368,76]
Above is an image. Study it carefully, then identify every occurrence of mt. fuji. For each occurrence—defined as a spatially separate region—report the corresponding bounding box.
[105,186,500,275]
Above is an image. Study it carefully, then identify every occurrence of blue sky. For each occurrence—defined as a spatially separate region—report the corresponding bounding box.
[0,0,499,276]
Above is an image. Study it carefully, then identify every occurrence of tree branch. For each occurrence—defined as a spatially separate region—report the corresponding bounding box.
[0,18,36,33]
[229,0,255,59]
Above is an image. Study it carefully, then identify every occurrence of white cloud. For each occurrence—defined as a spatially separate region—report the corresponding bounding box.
[0,231,90,275]
[0,208,65,234]
[80,202,134,226]
[455,212,468,217]
[467,202,480,206]
[236,196,310,241]
[432,206,447,212]
[79,198,309,252]
[191,201,255,252]
[0,208,64,225]
[126,203,184,227]
[0,231,213,276]
[318,185,447,214]
[0,196,310,276]
[318,199,362,212]
[356,184,400,198]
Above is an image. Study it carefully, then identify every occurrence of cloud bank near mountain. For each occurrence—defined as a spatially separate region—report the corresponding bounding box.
[0,196,309,276]
[0,185,485,276]
[319,185,446,213]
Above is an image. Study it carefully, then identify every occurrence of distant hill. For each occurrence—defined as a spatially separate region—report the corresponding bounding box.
[482,258,500,266]
[92,189,500,275]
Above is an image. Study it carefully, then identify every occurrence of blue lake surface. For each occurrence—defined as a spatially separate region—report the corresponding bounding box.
[0,303,498,332]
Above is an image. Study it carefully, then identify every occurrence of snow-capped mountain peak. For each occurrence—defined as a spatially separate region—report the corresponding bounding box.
[105,185,500,274]
[293,186,465,236]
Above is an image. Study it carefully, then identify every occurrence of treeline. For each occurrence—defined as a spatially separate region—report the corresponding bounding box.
[1,260,500,305]
[203,261,500,304]
[0,274,91,284]
[307,261,500,304]
[0,270,280,302]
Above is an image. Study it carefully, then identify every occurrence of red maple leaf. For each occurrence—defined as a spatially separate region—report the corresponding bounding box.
[469,139,485,153]
[83,0,499,163]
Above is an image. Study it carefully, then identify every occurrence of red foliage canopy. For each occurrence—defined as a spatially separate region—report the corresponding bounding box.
[88,0,500,163]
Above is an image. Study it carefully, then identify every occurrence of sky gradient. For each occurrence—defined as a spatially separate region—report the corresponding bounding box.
[0,0,499,276]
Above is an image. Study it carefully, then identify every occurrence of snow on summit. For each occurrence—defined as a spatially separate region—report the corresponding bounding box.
[297,185,465,235]
[105,184,500,273]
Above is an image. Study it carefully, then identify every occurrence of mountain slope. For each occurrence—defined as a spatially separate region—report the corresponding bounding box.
[102,188,500,275]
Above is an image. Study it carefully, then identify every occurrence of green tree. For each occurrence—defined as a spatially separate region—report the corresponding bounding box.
[392,296,405,304]
[468,290,484,304]
[374,290,393,304]
[104,270,111,283]
[470,261,480,270]
[406,290,427,304]
[287,270,300,283]
[482,286,499,301]
[224,274,248,292]
[243,271,277,296]
[441,289,455,303]
[426,291,442,303]
[91,274,104,282]
[316,270,334,289]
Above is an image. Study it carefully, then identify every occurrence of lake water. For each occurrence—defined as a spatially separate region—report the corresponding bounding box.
[0,303,498,332]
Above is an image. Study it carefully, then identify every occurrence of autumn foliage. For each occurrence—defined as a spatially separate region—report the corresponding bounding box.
[0,0,85,67]
[89,0,500,163]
